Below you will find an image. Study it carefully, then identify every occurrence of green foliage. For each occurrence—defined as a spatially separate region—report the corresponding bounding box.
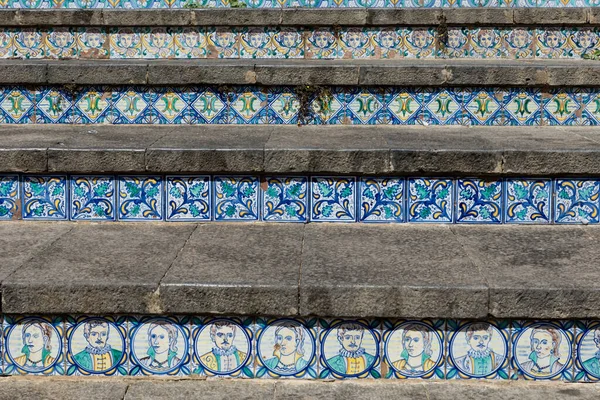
[479,207,491,220]
[0,206,9,216]
[321,204,333,217]
[583,49,600,60]
[286,183,302,199]
[190,204,201,217]
[318,182,333,198]
[0,182,13,196]
[189,183,205,198]
[170,187,182,199]
[146,186,159,198]
[94,182,110,197]
[339,185,352,198]
[221,181,236,197]
[125,181,141,197]
[30,182,45,196]
[415,183,429,200]
[513,184,528,200]
[480,184,496,200]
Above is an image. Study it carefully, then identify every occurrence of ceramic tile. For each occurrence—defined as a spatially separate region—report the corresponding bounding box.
[542,88,581,126]
[439,28,469,58]
[268,87,300,124]
[214,176,259,221]
[0,175,20,220]
[569,28,600,59]
[229,86,268,124]
[270,27,304,59]
[422,88,464,125]
[580,88,600,125]
[504,28,536,59]
[76,28,109,59]
[311,176,356,222]
[34,87,74,123]
[110,87,153,124]
[166,176,211,221]
[189,87,229,124]
[45,28,78,59]
[505,179,551,224]
[308,87,345,125]
[206,27,239,59]
[3,316,65,375]
[12,29,45,58]
[254,317,318,378]
[65,316,128,376]
[574,320,600,382]
[71,86,113,124]
[554,179,600,224]
[0,87,35,124]
[382,319,445,379]
[66,0,108,7]
[109,28,143,59]
[22,175,68,220]
[118,176,164,221]
[345,88,385,125]
[536,28,570,59]
[0,29,14,59]
[172,27,208,59]
[305,28,339,59]
[402,28,436,59]
[456,179,503,223]
[319,319,381,379]
[191,317,254,377]
[141,27,174,59]
[128,316,191,376]
[407,0,443,6]
[511,321,574,381]
[239,27,272,59]
[468,28,506,59]
[375,28,403,59]
[262,177,308,222]
[359,177,404,223]
[338,28,378,59]
[150,87,190,124]
[384,87,422,125]
[70,176,116,221]
[244,0,275,7]
[446,320,510,379]
[463,88,504,126]
[501,88,542,126]
[407,178,453,223]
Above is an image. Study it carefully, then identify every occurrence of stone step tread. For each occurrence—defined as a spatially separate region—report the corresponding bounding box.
[1,222,599,318]
[0,378,595,400]
[2,59,599,87]
[0,8,594,27]
[2,125,600,175]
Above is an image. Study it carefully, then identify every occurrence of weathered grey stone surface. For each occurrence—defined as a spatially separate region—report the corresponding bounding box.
[0,61,46,84]
[299,224,488,318]
[147,61,257,85]
[1,224,196,314]
[254,62,359,86]
[126,380,277,400]
[514,8,589,25]
[442,8,514,25]
[159,224,302,316]
[0,378,128,400]
[368,8,442,25]
[47,61,148,85]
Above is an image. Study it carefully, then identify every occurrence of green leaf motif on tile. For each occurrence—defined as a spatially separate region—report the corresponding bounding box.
[498,369,509,379]
[285,205,297,217]
[221,181,236,197]
[578,208,589,218]
[340,185,353,198]
[189,182,205,198]
[515,208,528,220]
[382,185,399,200]
[415,183,429,200]
[52,184,64,197]
[435,368,445,379]
[30,182,45,196]
[242,366,254,378]
[479,207,491,220]
[93,205,105,217]
[447,368,458,379]
[256,367,267,378]
[170,187,182,199]
[125,181,141,197]
[437,187,449,199]
[322,204,333,217]
[383,206,394,219]
[575,371,586,381]
[0,206,8,216]
[558,189,571,200]
[94,182,110,197]
[460,188,473,200]
[419,207,431,219]
[363,187,375,200]
[67,364,77,376]
[32,206,44,216]
[579,186,594,201]
[266,186,279,199]
[480,185,496,200]
[513,184,528,200]
[225,204,237,217]
[190,204,201,217]
[130,204,141,216]
[535,188,548,201]
[370,370,381,379]
[0,182,13,196]
[286,183,303,199]
[146,186,159,198]
[74,186,86,198]
[318,182,333,198]
[242,185,255,198]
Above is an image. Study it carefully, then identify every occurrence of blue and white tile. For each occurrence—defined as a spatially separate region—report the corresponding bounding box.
[574,320,600,382]
[0,87,35,123]
[166,176,211,221]
[0,175,20,220]
[70,87,113,124]
[384,88,422,125]
[22,175,68,220]
[34,88,74,124]
[360,177,404,223]
[346,88,385,125]
[309,87,345,125]
[228,86,268,124]
[421,88,464,126]
[580,88,600,126]
[188,87,229,124]
[214,176,259,221]
[463,88,503,126]
[311,177,356,222]
[456,179,503,224]
[268,87,299,125]
[554,179,600,224]
[262,177,308,222]
[505,179,551,224]
[542,89,581,126]
[70,176,116,220]
[118,176,163,221]
[501,88,542,126]
[407,178,453,223]
[151,87,190,124]
[511,320,574,381]
[109,87,153,124]
[254,317,318,379]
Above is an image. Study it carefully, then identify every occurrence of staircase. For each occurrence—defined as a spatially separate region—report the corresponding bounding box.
[1,2,600,399]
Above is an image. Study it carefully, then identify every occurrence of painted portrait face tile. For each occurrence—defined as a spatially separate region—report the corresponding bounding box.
[402,28,435,59]
[206,27,239,59]
[129,316,190,376]
[255,318,318,379]
[311,176,356,222]
[456,179,503,223]
[118,176,164,221]
[575,320,600,382]
[70,176,116,221]
[359,177,404,223]
[270,28,304,59]
[375,28,402,59]
[338,28,377,59]
[554,179,600,224]
[536,28,569,59]
[191,317,253,378]
[407,178,453,223]
[172,27,208,59]
[239,27,271,59]
[109,28,143,59]
[214,176,259,221]
[306,28,339,59]
[383,319,444,379]
[511,321,573,381]
[262,177,308,222]
[439,28,469,59]
[447,320,510,380]
[45,28,77,59]
[3,316,64,376]
[319,319,380,379]
[166,176,211,221]
[13,29,45,59]
[0,175,20,220]
[22,175,68,220]
[65,316,128,376]
[141,27,174,59]
[504,28,535,59]
[468,28,506,59]
[569,28,600,59]
[505,179,551,224]
[0,29,14,59]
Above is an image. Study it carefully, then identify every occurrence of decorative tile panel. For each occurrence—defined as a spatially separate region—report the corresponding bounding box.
[262,177,308,222]
[70,176,116,221]
[574,320,600,382]
[407,178,453,223]
[214,176,259,221]
[71,87,112,124]
[554,179,600,224]
[45,28,78,59]
[118,176,164,221]
[456,179,503,224]
[166,176,211,221]
[360,178,404,223]
[0,87,34,123]
[505,179,551,224]
[0,175,20,220]
[3,0,600,5]
[76,27,109,59]
[172,27,208,59]
[311,177,356,222]
[22,175,68,220]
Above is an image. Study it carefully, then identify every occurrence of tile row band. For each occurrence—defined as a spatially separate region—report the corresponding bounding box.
[1,86,599,126]
[0,174,598,224]
[1,26,599,61]
[1,316,599,382]
[0,0,596,9]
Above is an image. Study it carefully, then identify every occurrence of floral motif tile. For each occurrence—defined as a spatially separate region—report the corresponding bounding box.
[166,176,211,221]
[191,316,254,378]
[306,28,339,59]
[505,179,551,224]
[574,320,600,382]
[402,28,435,59]
[468,28,506,59]
[12,29,45,58]
[384,87,422,125]
[536,28,570,59]
[308,87,345,125]
[456,179,503,223]
[463,88,504,126]
[254,317,318,378]
[311,176,356,222]
[65,316,128,376]
[3,316,64,376]
[319,319,381,379]
[407,178,453,223]
[109,28,143,59]
[346,88,385,125]
[0,30,14,59]
[422,88,464,125]
[172,27,208,59]
[446,320,510,380]
[504,28,535,59]
[0,175,20,220]
[0,87,32,124]
[206,27,239,59]
[580,89,600,125]
[71,87,112,123]
[34,87,74,123]
[141,27,174,58]
[542,89,581,126]
[150,87,190,124]
[554,179,600,224]
[71,176,116,220]
[214,176,259,221]
[359,177,404,223]
[501,88,542,126]
[110,87,153,124]
[511,320,574,381]
[268,87,299,124]
[76,28,109,59]
[338,28,377,59]
[128,316,191,376]
[45,28,77,59]
[229,86,268,124]
[118,176,164,221]
[189,87,229,124]
[262,177,308,222]
[22,175,68,220]
[382,319,445,379]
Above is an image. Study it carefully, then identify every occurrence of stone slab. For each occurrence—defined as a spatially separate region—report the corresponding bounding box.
[0,378,128,400]
[299,224,488,319]
[1,223,196,314]
[159,224,303,316]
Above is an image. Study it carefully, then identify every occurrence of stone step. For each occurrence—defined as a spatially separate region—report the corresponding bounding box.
[0,378,597,400]
[1,222,598,318]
